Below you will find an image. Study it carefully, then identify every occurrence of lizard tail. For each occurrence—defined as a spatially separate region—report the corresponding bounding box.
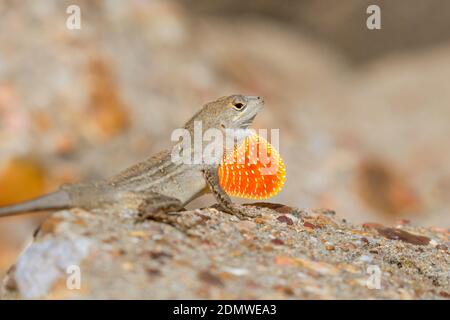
[0,190,71,218]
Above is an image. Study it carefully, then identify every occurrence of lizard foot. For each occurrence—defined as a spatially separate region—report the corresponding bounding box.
[136,197,206,235]
[138,209,195,230]
[222,203,261,220]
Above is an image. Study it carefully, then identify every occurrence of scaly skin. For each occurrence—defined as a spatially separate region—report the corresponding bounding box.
[0,95,264,226]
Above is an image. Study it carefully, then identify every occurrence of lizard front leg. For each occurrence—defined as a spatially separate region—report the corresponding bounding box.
[202,165,260,219]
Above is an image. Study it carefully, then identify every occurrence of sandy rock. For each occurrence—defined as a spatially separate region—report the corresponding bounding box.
[1,204,448,299]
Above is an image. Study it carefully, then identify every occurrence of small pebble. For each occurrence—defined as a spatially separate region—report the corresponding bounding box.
[198,271,224,287]
[303,221,318,229]
[271,238,284,245]
[277,215,293,225]
[358,255,373,263]
[222,267,249,276]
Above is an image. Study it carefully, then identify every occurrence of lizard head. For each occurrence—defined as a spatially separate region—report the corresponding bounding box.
[180,95,264,162]
[185,95,264,133]
[215,94,264,131]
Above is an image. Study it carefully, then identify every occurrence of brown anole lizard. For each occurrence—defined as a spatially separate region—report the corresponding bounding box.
[0,95,264,226]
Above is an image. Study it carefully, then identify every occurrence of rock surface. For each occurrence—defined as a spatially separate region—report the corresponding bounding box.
[1,204,448,299]
[3,0,450,276]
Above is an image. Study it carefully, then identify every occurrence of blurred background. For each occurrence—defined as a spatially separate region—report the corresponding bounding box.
[1,0,449,275]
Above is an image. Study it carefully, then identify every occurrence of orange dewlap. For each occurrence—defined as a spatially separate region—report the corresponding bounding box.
[218,135,286,200]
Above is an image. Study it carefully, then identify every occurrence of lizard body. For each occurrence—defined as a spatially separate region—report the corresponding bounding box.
[0,95,264,222]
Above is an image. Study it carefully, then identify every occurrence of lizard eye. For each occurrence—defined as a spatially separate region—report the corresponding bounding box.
[233,102,246,111]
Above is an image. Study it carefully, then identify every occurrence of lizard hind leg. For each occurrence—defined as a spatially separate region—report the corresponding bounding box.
[118,191,200,232]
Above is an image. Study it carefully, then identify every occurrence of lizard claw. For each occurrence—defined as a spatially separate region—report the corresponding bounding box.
[138,209,208,236]
[224,203,261,220]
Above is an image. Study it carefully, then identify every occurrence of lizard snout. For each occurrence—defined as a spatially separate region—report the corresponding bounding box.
[246,96,264,104]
